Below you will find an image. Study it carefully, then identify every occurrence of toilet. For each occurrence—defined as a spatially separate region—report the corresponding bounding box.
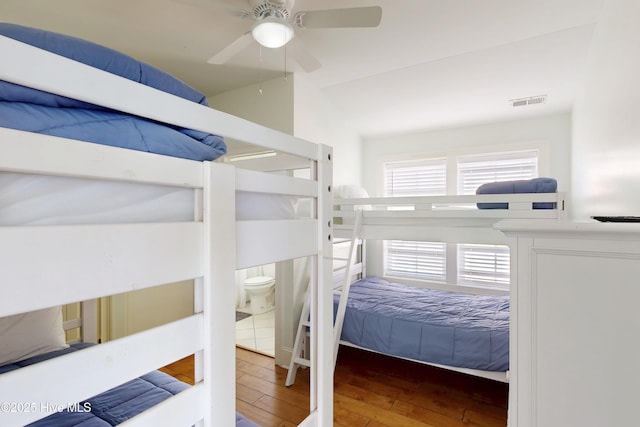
[243,275,275,314]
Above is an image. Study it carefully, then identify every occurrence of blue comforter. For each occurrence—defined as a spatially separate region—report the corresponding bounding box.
[0,22,226,161]
[336,277,509,372]
[1,344,260,427]
[0,102,225,161]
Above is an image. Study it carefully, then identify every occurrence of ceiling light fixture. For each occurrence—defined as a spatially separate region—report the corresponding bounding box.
[251,18,294,49]
[226,151,277,162]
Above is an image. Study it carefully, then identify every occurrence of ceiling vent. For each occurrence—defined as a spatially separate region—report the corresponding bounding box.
[510,95,547,108]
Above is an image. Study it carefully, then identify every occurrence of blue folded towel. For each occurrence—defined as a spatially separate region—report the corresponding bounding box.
[476,177,557,209]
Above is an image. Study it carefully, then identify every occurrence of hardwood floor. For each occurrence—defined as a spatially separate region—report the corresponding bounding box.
[160,346,508,427]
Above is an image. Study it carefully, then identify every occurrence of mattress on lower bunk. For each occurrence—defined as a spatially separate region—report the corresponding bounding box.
[0,343,260,427]
[336,277,509,372]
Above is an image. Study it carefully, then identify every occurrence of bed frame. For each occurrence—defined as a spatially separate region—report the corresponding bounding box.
[334,193,566,245]
[332,192,567,383]
[0,34,333,427]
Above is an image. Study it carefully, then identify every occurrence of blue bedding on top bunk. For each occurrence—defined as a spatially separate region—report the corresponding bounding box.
[0,22,226,161]
[0,343,260,427]
[476,177,557,209]
[0,102,225,162]
[336,277,509,372]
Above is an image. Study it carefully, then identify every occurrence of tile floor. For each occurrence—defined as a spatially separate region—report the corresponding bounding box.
[235,308,275,356]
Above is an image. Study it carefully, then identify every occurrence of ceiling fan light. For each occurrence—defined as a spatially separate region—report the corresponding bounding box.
[252,19,294,49]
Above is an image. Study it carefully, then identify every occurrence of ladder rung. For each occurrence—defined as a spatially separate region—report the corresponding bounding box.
[293,357,311,367]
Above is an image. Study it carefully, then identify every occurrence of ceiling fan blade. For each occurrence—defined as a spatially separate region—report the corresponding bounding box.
[296,6,382,29]
[207,32,253,64]
[288,38,322,73]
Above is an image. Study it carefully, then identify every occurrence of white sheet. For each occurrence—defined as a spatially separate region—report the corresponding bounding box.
[0,172,298,225]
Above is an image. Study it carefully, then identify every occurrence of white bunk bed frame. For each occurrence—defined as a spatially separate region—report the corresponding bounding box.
[332,192,567,384]
[0,35,333,427]
[335,193,566,244]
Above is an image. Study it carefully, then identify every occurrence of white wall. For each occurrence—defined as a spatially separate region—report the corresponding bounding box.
[210,74,363,188]
[362,113,572,198]
[293,74,362,186]
[209,76,294,136]
[572,0,640,220]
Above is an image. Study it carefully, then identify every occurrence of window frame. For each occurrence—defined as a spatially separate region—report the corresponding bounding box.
[377,141,549,294]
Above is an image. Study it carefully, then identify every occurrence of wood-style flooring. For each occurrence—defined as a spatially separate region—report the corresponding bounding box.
[160,346,508,427]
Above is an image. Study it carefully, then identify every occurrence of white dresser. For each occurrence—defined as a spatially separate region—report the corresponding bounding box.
[497,221,640,427]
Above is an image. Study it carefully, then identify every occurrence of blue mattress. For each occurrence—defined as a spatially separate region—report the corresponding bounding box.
[0,23,226,161]
[0,343,260,427]
[336,277,509,372]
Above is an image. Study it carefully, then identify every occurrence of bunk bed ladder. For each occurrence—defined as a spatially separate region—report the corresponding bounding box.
[286,209,363,387]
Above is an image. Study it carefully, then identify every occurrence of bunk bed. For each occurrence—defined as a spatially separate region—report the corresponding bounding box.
[331,183,566,383]
[0,23,334,427]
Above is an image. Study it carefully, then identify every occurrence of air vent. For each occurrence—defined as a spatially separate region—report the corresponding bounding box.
[510,95,547,107]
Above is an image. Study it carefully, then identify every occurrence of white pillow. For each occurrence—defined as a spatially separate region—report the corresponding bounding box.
[0,307,68,366]
[334,185,370,199]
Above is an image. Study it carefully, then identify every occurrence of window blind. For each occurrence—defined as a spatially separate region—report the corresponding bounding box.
[457,151,538,195]
[382,149,539,289]
[457,244,510,289]
[384,158,446,196]
[385,240,446,280]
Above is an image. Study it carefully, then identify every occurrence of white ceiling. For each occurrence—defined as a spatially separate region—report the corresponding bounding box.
[1,0,604,139]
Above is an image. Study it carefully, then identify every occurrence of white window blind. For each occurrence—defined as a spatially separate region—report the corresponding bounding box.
[384,158,446,196]
[385,240,446,281]
[457,244,510,289]
[382,149,539,289]
[457,151,539,194]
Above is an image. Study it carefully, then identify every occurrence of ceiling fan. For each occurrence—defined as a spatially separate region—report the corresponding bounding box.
[202,0,382,72]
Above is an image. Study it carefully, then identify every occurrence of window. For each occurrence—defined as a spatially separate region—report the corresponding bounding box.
[382,149,540,290]
[383,158,447,282]
[457,243,510,289]
[458,151,539,194]
[386,240,446,281]
[384,158,446,197]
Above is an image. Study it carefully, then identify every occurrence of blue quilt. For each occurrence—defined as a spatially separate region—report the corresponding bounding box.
[0,23,226,161]
[0,344,260,427]
[336,277,509,372]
